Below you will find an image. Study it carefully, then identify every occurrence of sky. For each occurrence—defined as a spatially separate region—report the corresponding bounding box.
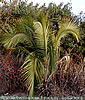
[27,0,85,15]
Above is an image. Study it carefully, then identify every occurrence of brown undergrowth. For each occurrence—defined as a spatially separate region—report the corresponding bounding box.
[36,53,85,97]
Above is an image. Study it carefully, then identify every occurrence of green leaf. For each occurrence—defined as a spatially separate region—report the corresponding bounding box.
[20,53,43,96]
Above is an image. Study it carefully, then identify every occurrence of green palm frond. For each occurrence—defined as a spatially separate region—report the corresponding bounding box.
[1,26,9,33]
[21,54,35,97]
[33,20,49,57]
[41,14,49,56]
[48,46,56,73]
[23,24,35,47]
[54,21,80,59]
[33,22,45,57]
[20,53,43,97]
[2,33,29,48]
[15,16,33,33]
[36,13,49,56]
[1,24,35,48]
[56,21,80,47]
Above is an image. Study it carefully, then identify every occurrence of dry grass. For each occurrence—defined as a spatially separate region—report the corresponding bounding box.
[36,53,85,97]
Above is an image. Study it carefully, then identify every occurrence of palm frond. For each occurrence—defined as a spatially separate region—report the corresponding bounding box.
[1,23,35,48]
[33,22,45,57]
[48,46,56,73]
[56,21,80,47]
[40,14,48,56]
[15,16,33,33]
[20,53,43,96]
[2,33,29,48]
[33,16,49,57]
[55,21,80,60]
[23,24,35,47]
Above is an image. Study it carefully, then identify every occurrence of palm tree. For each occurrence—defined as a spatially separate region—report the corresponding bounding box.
[0,13,80,96]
